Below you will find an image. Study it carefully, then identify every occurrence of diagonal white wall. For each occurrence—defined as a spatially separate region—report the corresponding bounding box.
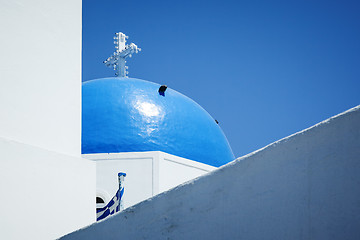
[61,105,360,240]
[0,0,82,156]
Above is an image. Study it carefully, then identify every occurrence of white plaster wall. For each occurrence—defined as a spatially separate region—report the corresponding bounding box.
[96,158,154,208]
[0,0,82,156]
[85,152,156,209]
[158,152,215,193]
[0,137,96,240]
[62,105,360,240]
[84,151,215,209]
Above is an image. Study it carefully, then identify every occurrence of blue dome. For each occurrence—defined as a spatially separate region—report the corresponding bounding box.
[82,77,234,167]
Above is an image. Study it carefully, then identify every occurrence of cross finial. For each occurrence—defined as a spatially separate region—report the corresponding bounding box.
[103,32,141,77]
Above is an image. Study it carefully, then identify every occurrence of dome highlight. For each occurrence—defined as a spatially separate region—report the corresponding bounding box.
[82,77,234,167]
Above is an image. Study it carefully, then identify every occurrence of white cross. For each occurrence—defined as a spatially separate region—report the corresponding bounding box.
[103,32,141,77]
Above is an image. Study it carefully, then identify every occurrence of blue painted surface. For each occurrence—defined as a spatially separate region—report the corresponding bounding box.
[82,78,234,167]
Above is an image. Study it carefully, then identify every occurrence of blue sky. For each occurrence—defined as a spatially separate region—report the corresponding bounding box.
[83,0,360,158]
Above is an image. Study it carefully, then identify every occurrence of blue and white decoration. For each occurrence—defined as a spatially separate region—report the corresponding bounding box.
[96,173,126,221]
[82,32,235,167]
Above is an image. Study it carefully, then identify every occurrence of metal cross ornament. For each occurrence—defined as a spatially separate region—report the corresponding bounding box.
[103,32,141,77]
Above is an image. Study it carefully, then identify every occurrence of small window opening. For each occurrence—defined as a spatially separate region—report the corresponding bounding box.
[96,197,105,204]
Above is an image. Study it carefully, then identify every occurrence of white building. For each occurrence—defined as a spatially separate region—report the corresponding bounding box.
[0,1,94,239]
[2,1,360,240]
[0,1,232,239]
[86,152,216,210]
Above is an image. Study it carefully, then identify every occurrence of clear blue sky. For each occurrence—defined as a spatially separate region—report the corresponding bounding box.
[83,0,360,158]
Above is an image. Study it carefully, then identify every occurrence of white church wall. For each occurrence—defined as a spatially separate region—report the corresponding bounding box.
[62,105,360,240]
[0,0,82,156]
[83,151,215,209]
[0,137,96,240]
[158,152,216,193]
[91,154,154,208]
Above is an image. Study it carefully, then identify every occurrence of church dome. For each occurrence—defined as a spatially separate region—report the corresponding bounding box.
[82,77,234,167]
